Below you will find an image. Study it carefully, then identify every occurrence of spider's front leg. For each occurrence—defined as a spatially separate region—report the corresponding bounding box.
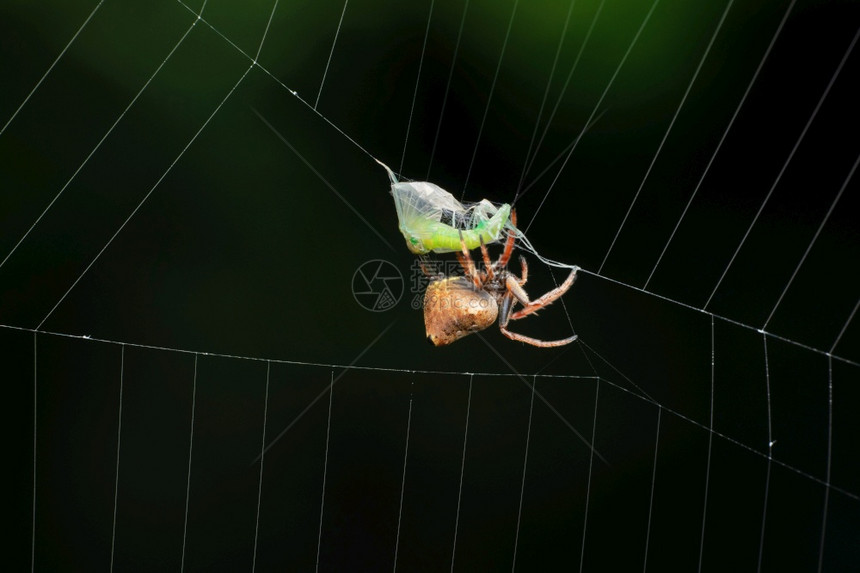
[479,236,494,281]
[456,230,483,289]
[517,255,528,285]
[509,266,579,321]
[493,208,518,272]
[418,255,442,279]
[498,291,577,348]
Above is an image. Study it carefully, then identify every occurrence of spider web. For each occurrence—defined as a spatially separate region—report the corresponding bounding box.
[1,0,858,571]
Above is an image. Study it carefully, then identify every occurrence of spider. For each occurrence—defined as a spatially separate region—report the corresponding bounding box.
[422,210,578,347]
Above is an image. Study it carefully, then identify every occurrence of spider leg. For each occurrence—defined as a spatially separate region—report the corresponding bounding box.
[500,326,577,347]
[498,292,576,347]
[509,267,578,321]
[479,236,494,281]
[494,209,517,271]
[418,255,440,278]
[518,255,528,286]
[456,230,482,289]
[505,275,530,307]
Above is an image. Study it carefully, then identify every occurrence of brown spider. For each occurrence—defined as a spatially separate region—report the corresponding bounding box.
[423,210,578,347]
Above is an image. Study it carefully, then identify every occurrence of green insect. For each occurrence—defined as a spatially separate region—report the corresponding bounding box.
[378,160,513,255]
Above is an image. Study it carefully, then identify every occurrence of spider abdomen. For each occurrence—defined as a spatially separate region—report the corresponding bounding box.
[424,277,498,346]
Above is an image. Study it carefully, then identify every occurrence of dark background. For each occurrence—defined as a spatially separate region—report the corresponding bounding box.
[2,0,858,570]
